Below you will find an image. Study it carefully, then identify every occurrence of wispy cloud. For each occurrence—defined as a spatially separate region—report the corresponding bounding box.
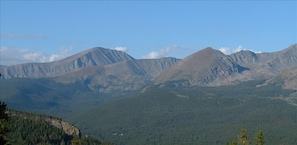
[0,34,47,39]
[113,46,128,52]
[142,45,194,59]
[0,46,75,66]
[218,45,261,55]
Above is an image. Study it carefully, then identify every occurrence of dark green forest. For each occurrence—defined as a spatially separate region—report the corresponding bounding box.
[74,81,297,145]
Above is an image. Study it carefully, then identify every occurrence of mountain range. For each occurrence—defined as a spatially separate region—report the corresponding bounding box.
[1,44,296,92]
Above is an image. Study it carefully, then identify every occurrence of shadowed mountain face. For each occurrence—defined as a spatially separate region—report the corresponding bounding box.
[0,47,134,79]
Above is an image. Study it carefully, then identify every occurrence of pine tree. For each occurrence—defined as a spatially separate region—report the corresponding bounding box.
[0,101,9,145]
[254,130,265,145]
[238,129,250,145]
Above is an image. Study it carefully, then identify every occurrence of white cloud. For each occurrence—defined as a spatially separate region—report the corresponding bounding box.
[218,45,260,55]
[144,51,160,59]
[142,45,194,59]
[219,45,243,55]
[0,46,75,66]
[47,46,75,62]
[113,46,128,52]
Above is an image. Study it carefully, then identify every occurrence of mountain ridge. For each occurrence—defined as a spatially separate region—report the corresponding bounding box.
[0,47,134,79]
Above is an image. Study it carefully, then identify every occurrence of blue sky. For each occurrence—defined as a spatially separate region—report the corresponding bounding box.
[0,1,296,65]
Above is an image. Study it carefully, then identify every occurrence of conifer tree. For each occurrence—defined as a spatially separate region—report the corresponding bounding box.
[254,130,265,145]
[238,129,250,145]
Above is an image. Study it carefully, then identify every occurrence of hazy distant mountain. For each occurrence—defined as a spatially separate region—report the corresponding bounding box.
[0,47,134,79]
[155,44,297,87]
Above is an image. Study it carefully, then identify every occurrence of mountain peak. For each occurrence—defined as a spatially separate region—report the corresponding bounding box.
[64,47,134,63]
[200,47,222,53]
[183,47,224,63]
[154,47,243,86]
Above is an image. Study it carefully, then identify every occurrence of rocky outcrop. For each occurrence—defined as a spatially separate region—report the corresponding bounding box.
[46,118,80,136]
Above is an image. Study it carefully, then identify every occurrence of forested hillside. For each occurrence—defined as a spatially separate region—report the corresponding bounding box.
[2,107,114,145]
[74,81,297,145]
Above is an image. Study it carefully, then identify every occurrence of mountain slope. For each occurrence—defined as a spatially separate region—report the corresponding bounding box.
[0,47,134,79]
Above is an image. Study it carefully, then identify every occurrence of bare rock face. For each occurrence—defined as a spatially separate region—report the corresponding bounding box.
[47,118,80,136]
